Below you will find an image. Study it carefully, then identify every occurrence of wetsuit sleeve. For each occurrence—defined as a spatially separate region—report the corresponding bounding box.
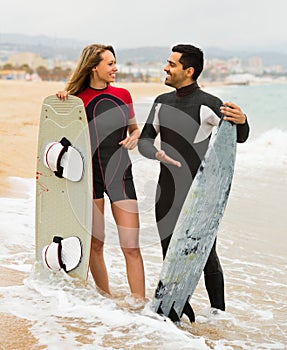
[138,102,160,160]
[122,89,135,119]
[236,117,250,143]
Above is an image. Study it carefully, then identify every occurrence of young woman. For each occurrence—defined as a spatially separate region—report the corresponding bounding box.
[57,44,145,302]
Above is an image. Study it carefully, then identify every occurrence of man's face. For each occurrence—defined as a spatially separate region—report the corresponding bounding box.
[164,52,192,89]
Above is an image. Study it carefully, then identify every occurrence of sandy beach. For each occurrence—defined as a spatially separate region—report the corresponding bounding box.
[1,80,286,349]
[0,79,173,349]
[0,80,172,197]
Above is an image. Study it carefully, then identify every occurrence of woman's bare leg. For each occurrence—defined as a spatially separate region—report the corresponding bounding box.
[111,199,145,299]
[89,198,111,295]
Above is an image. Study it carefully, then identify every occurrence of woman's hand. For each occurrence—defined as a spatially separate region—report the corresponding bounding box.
[119,135,138,150]
[56,90,70,101]
[119,126,140,150]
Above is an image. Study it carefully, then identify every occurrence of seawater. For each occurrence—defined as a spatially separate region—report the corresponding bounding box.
[0,83,287,349]
[212,82,287,136]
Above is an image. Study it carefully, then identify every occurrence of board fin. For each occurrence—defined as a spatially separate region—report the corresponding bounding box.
[182,299,195,323]
[156,302,181,323]
[168,303,181,323]
[156,303,180,323]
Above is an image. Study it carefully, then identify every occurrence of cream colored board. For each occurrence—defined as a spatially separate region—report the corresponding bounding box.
[35,95,93,281]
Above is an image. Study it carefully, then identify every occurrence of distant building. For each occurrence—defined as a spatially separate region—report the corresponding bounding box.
[0,69,41,81]
[117,62,164,82]
[225,73,255,85]
[0,69,26,80]
[247,56,264,75]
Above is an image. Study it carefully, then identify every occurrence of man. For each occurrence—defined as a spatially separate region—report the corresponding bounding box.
[138,44,249,322]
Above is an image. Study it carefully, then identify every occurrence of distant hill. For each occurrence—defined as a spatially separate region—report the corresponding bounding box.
[0,34,170,63]
[1,33,287,70]
[0,33,85,61]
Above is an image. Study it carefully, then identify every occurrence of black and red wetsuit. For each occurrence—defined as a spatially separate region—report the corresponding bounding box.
[78,84,137,202]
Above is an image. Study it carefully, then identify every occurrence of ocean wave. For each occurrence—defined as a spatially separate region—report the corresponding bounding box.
[236,128,287,170]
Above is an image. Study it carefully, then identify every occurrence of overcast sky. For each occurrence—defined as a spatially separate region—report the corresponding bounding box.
[1,0,286,51]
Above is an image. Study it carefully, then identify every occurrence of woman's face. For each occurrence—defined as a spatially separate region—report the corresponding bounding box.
[92,50,118,85]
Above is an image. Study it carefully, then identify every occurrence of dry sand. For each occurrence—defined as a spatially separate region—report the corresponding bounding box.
[0,79,172,197]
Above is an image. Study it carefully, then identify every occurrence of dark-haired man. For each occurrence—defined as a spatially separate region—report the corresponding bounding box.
[138,44,249,322]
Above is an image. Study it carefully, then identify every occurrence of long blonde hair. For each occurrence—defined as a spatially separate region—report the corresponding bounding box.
[66,44,116,95]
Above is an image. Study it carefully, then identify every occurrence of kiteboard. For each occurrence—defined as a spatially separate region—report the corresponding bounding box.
[151,119,237,321]
[35,95,93,281]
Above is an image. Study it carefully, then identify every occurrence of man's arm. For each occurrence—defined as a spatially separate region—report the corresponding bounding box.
[138,102,181,167]
[138,103,160,159]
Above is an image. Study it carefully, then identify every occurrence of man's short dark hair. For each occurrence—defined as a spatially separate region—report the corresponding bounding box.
[172,44,204,81]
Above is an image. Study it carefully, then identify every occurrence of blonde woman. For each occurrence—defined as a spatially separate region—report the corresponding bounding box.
[57,44,145,303]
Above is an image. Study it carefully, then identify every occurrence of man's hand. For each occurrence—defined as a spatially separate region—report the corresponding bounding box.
[155,150,182,167]
[220,102,247,124]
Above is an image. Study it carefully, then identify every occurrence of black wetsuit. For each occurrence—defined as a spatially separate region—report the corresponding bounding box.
[78,85,137,202]
[138,83,249,312]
